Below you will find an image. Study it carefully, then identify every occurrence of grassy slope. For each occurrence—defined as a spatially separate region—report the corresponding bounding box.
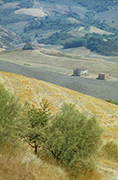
[96,9,118,28]
[0,71,118,179]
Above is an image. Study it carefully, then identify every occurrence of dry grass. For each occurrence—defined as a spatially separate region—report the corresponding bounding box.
[15,8,47,17]
[0,71,118,179]
[89,26,113,35]
[0,142,69,180]
[0,71,118,140]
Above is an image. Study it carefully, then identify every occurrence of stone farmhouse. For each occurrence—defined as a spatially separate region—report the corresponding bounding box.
[73,68,88,76]
[97,73,109,80]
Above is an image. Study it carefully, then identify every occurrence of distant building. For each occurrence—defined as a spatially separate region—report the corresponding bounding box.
[73,68,88,76]
[22,42,34,50]
[97,73,109,80]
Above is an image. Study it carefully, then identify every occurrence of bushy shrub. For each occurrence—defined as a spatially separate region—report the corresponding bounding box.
[25,100,51,154]
[102,141,118,161]
[45,103,103,170]
[106,99,118,105]
[0,84,28,143]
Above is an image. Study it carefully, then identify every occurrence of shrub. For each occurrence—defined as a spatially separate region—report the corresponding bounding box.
[25,100,51,154]
[22,42,33,50]
[106,99,118,105]
[45,103,103,170]
[0,84,28,143]
[102,141,118,161]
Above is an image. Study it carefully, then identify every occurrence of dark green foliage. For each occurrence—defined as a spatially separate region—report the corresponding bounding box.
[67,12,81,21]
[63,33,118,56]
[24,17,75,33]
[0,10,31,26]
[26,100,51,154]
[38,32,73,45]
[22,42,33,50]
[106,100,118,105]
[45,103,103,170]
[0,84,28,142]
[64,38,86,49]
[19,0,33,8]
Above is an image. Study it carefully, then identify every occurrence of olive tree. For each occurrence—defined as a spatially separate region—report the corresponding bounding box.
[0,84,28,143]
[45,103,103,170]
[26,100,51,154]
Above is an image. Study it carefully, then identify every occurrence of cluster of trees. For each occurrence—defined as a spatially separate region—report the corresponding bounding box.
[24,17,76,33]
[64,33,118,56]
[83,11,118,34]
[0,9,31,26]
[1,0,118,56]
[106,100,118,105]
[0,84,103,172]
[38,32,73,45]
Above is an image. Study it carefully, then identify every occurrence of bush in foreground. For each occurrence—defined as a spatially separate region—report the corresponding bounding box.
[25,100,51,154]
[45,103,103,170]
[102,141,118,161]
[0,84,28,143]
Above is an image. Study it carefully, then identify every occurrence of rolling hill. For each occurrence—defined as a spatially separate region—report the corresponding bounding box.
[0,1,118,179]
[0,71,118,180]
[0,0,118,56]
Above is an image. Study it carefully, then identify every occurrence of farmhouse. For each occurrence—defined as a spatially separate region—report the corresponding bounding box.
[73,68,88,76]
[97,73,109,80]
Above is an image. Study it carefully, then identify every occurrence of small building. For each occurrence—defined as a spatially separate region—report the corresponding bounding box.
[22,42,34,50]
[73,68,88,76]
[97,73,109,80]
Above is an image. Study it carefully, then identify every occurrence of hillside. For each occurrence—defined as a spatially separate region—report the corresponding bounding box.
[0,71,118,180]
[0,25,21,50]
[0,0,118,56]
[96,9,118,29]
[0,48,118,79]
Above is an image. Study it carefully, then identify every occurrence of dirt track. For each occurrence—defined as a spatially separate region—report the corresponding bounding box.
[0,59,118,101]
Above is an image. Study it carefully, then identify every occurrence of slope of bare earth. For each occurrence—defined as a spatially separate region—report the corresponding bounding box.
[15,8,47,17]
[89,26,113,35]
[0,71,118,180]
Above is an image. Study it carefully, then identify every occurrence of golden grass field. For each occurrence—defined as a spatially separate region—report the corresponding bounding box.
[0,71,118,180]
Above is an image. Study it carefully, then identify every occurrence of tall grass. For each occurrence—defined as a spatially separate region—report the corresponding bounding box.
[0,141,69,180]
[0,140,102,180]
[101,141,118,161]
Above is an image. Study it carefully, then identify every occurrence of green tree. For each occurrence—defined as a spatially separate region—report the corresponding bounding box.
[26,100,51,154]
[0,84,28,143]
[45,103,103,170]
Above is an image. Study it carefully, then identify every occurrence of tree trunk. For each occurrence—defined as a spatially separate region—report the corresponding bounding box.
[35,144,37,154]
